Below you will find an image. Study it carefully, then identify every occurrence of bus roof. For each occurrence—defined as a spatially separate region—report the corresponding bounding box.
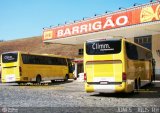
[1,51,19,54]
[86,36,123,42]
[1,51,72,59]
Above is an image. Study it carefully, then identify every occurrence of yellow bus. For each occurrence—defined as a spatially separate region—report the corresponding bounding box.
[1,51,74,83]
[0,63,1,82]
[84,38,153,93]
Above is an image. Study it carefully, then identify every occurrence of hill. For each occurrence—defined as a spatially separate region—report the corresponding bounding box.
[0,36,79,58]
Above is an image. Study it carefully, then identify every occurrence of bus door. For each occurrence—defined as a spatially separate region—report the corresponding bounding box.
[67,59,74,79]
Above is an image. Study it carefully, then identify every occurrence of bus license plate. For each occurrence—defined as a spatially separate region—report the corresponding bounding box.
[6,74,16,82]
[100,81,108,85]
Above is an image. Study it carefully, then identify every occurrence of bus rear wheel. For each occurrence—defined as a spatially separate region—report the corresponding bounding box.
[150,75,153,84]
[134,78,141,93]
[64,74,69,82]
[51,80,55,83]
[134,79,138,91]
[36,75,41,84]
[138,78,141,89]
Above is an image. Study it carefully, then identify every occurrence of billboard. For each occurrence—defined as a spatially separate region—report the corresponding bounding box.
[43,2,160,41]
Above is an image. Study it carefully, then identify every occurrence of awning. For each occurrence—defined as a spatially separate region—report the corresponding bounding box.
[44,21,160,44]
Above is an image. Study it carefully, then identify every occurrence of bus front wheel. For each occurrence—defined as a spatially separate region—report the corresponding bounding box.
[36,75,41,84]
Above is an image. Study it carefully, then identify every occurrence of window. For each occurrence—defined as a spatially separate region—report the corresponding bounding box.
[134,35,152,50]
[22,54,67,65]
[2,52,18,63]
[78,49,83,55]
[126,42,138,60]
[86,39,121,55]
[125,42,152,61]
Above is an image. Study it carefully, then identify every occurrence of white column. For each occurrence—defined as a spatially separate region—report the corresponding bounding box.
[75,63,78,78]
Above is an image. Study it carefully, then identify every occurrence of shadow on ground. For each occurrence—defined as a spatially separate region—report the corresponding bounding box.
[2,80,74,86]
[90,82,160,98]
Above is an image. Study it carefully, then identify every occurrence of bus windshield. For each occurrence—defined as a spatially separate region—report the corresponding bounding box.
[86,39,121,55]
[2,52,18,63]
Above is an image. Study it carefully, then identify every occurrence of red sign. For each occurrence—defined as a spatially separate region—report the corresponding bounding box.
[43,2,160,41]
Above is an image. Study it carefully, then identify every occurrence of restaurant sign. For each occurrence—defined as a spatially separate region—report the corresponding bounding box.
[43,3,160,41]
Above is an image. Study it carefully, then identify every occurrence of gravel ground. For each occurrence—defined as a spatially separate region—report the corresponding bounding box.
[0,80,160,113]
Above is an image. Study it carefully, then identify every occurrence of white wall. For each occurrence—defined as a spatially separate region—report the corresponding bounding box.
[152,34,160,75]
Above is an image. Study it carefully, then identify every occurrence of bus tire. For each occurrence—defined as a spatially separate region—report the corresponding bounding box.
[17,82,21,85]
[134,79,138,91]
[51,80,55,83]
[138,78,141,89]
[64,74,69,82]
[36,75,41,84]
[150,75,153,84]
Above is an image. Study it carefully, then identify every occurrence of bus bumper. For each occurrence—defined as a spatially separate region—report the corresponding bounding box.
[1,77,21,83]
[85,82,126,93]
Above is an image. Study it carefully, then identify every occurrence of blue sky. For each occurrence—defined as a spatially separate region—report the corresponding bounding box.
[0,0,150,40]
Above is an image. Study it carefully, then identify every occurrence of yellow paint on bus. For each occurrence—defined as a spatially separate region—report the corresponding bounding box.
[1,51,74,83]
[84,38,153,93]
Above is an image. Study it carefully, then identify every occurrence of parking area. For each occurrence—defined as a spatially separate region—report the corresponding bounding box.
[0,80,160,112]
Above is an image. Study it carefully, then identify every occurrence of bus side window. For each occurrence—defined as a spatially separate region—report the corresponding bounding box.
[146,52,152,60]
[126,42,138,60]
[137,46,145,60]
[47,57,52,65]
[51,57,56,65]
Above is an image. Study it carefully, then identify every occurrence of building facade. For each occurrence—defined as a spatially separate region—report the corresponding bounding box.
[42,1,160,77]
